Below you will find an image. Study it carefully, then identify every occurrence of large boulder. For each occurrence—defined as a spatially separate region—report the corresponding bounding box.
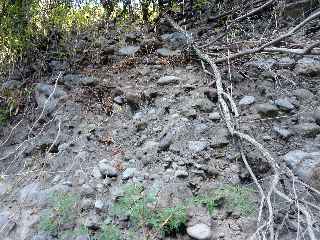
[284,149,320,190]
[293,123,320,137]
[160,31,193,49]
[294,57,320,76]
[34,83,66,114]
[255,103,279,117]
[17,182,48,207]
[118,46,140,56]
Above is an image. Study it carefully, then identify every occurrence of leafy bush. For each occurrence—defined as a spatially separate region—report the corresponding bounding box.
[0,0,104,70]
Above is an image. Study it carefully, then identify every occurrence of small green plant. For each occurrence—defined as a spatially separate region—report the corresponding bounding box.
[60,225,90,240]
[39,192,79,237]
[111,184,154,224]
[194,0,209,11]
[96,224,121,240]
[149,205,187,235]
[191,195,218,215]
[192,185,255,216]
[112,184,187,236]
[39,212,58,235]
[51,191,79,223]
[0,107,10,126]
[217,185,255,216]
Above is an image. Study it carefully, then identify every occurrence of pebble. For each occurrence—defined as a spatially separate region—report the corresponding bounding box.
[192,98,215,113]
[208,112,220,120]
[313,109,320,125]
[80,199,93,210]
[294,57,320,76]
[294,123,320,137]
[255,103,279,117]
[156,48,181,57]
[157,75,181,85]
[94,200,104,210]
[275,57,295,68]
[284,149,320,189]
[187,223,212,240]
[292,88,314,100]
[239,96,255,106]
[80,184,95,197]
[18,182,48,207]
[114,96,124,104]
[175,170,189,178]
[98,160,118,177]
[74,236,90,240]
[62,74,98,87]
[274,98,295,111]
[122,168,137,180]
[92,167,104,179]
[188,141,209,153]
[84,214,100,230]
[1,80,22,90]
[32,233,54,240]
[118,46,140,56]
[273,126,293,139]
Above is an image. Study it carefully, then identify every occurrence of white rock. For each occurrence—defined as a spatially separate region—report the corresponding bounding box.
[92,167,103,179]
[187,223,212,240]
[239,96,255,106]
[118,46,140,56]
[94,200,104,210]
[175,170,188,178]
[98,161,118,177]
[209,112,220,120]
[188,141,209,153]
[122,168,137,180]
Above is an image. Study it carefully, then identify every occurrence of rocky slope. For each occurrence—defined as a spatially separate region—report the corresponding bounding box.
[1,11,320,240]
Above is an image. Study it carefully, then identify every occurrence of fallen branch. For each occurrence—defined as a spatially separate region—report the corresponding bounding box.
[234,0,277,22]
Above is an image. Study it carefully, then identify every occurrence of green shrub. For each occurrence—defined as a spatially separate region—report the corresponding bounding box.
[0,0,104,70]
